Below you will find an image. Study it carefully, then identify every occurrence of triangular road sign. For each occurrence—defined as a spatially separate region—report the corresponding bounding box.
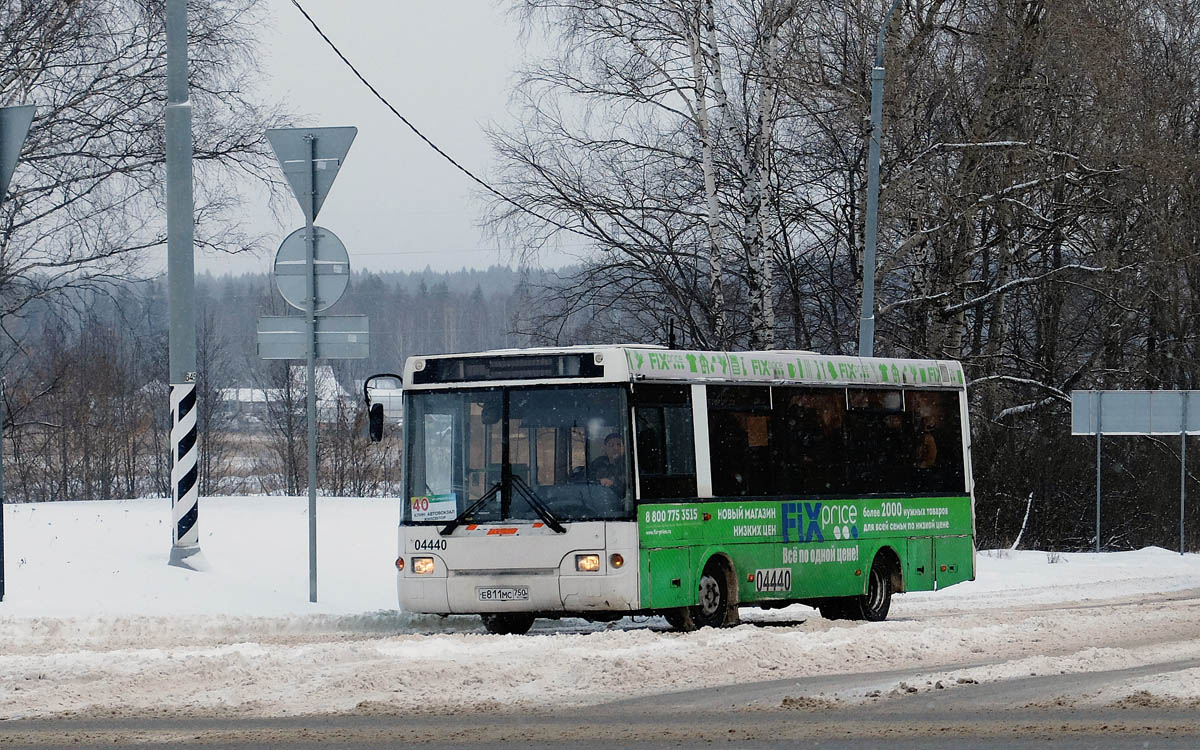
[0,105,35,200]
[266,126,357,222]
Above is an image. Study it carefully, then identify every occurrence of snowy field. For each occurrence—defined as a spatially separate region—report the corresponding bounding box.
[2,496,1200,720]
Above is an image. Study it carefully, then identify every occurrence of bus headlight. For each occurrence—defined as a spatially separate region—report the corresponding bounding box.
[609,553,624,569]
[575,554,600,572]
[412,557,436,575]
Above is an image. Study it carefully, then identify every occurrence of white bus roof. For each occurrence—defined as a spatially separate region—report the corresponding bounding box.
[402,346,965,390]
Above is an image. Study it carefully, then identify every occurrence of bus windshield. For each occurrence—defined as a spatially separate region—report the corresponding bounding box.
[404,385,632,525]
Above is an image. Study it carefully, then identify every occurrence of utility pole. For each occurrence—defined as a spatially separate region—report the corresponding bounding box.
[166,0,203,570]
[857,0,904,358]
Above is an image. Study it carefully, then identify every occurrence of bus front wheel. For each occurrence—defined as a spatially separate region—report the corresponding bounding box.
[481,613,536,635]
[665,559,738,631]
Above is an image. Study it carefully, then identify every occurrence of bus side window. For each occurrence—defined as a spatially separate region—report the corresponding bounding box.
[632,384,697,499]
[771,387,847,496]
[707,385,772,496]
[844,388,907,494]
[906,391,965,494]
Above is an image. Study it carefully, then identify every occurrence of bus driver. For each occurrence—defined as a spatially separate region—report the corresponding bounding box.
[590,433,627,497]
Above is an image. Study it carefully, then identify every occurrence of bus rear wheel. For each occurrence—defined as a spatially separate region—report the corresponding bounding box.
[844,556,893,622]
[481,613,536,635]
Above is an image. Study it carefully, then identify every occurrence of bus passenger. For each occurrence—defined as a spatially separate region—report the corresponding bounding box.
[914,416,939,491]
[916,420,938,468]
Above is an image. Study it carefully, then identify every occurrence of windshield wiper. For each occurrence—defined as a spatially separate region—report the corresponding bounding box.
[510,475,567,533]
[439,481,502,536]
[439,477,567,536]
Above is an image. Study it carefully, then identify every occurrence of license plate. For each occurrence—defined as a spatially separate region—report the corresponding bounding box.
[477,586,529,602]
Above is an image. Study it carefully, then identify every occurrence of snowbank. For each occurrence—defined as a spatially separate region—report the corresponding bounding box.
[4,497,1196,619]
[1,497,1199,720]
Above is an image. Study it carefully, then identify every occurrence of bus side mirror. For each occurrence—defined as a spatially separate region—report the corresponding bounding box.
[369,403,384,442]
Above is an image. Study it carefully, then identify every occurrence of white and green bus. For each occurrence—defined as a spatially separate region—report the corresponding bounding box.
[373,345,974,634]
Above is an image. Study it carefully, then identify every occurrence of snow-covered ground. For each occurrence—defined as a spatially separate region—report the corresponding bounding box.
[2,496,1200,720]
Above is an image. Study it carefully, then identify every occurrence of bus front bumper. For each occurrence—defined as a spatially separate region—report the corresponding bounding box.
[397,521,640,615]
[397,559,639,615]
[396,556,643,614]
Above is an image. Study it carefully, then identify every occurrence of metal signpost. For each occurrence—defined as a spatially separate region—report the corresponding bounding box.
[165,0,203,571]
[259,127,365,603]
[1072,390,1200,555]
[0,104,36,602]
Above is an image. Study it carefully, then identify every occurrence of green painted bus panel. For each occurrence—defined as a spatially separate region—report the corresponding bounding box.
[711,541,879,603]
[643,547,694,608]
[637,497,971,609]
[934,535,974,589]
[905,538,935,592]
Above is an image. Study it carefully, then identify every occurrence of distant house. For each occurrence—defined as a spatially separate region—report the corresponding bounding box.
[219,366,356,429]
[218,387,278,429]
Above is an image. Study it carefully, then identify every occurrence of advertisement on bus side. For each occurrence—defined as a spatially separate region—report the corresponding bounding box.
[637,496,973,606]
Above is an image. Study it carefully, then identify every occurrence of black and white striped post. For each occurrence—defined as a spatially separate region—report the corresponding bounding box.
[165,0,205,570]
[170,383,199,549]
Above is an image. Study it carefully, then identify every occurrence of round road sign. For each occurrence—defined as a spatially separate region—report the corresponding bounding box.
[272,225,350,313]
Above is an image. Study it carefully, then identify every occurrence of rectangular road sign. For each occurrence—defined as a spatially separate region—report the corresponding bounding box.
[257,315,369,360]
[1071,390,1200,435]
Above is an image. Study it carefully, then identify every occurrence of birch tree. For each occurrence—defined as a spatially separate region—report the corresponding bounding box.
[491,0,800,348]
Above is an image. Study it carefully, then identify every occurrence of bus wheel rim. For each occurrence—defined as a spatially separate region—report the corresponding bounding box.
[698,574,721,616]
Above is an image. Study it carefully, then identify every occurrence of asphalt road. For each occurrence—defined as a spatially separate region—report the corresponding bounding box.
[6,589,1200,748]
[4,659,1200,749]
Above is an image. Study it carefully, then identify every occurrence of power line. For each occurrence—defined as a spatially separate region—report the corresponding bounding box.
[287,0,593,246]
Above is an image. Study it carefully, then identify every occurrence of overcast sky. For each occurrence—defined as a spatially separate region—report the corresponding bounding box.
[195,0,558,276]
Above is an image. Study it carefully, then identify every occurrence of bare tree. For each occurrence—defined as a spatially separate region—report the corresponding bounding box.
[0,0,284,346]
[0,0,284,502]
[492,0,808,348]
[256,360,304,496]
[196,295,234,495]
